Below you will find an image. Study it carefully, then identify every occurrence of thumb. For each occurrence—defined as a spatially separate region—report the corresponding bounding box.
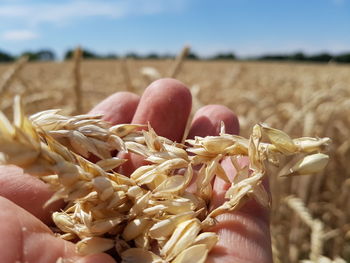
[207,157,272,263]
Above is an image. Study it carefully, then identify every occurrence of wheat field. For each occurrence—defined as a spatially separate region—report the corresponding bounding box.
[0,57,349,262]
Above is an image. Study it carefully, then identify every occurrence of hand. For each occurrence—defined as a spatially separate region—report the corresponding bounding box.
[0,78,272,263]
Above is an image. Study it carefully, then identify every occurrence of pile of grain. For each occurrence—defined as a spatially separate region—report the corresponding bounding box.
[0,96,329,262]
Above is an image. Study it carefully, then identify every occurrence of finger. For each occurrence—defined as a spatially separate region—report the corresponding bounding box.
[0,196,116,263]
[188,104,239,139]
[185,105,240,193]
[187,105,272,262]
[208,159,272,263]
[132,78,192,141]
[120,78,192,175]
[89,91,140,124]
[210,157,270,219]
[195,110,270,263]
[89,91,140,163]
[0,165,64,225]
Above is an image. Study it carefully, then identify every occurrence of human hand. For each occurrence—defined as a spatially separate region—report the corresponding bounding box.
[0,78,272,263]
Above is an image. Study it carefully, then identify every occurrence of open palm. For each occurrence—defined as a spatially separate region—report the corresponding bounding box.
[0,79,272,263]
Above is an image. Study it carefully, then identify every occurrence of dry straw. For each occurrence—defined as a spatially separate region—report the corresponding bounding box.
[285,196,346,263]
[121,58,134,92]
[0,55,28,98]
[0,96,331,263]
[73,47,83,114]
[168,46,190,78]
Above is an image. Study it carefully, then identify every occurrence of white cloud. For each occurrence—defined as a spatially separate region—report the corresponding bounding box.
[2,30,39,40]
[0,0,187,26]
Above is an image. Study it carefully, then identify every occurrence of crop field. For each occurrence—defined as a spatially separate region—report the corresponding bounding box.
[0,57,350,262]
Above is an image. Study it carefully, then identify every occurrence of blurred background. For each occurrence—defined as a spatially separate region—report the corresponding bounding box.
[1,0,350,262]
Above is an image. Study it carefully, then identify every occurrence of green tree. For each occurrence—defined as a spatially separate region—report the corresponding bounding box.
[187,52,199,60]
[308,53,333,62]
[20,50,55,61]
[104,53,119,59]
[334,53,350,63]
[145,53,159,59]
[36,50,56,61]
[212,52,236,60]
[21,51,39,61]
[64,48,99,60]
[258,54,289,61]
[125,52,140,59]
[290,52,306,61]
[0,50,14,62]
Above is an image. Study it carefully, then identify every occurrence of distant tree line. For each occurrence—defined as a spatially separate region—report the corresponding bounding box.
[1,48,350,63]
[0,49,56,62]
[256,52,350,63]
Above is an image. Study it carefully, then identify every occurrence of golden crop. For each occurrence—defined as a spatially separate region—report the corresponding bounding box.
[0,55,349,262]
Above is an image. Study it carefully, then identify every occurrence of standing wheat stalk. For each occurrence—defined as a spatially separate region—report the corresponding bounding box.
[121,58,134,92]
[0,56,28,97]
[271,235,282,263]
[73,47,83,114]
[285,196,325,262]
[310,220,324,262]
[168,46,190,78]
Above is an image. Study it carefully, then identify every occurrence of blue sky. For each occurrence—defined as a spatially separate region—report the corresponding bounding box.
[0,0,350,58]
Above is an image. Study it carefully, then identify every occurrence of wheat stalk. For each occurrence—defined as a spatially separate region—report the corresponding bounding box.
[0,56,28,97]
[271,234,282,263]
[73,47,83,114]
[168,46,190,78]
[285,196,329,262]
[121,58,134,92]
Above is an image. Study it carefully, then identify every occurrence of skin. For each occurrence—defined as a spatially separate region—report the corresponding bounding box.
[0,78,272,263]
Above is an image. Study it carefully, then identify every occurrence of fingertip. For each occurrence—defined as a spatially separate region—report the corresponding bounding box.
[188,104,239,139]
[117,152,149,176]
[0,165,64,225]
[132,78,192,142]
[146,78,191,94]
[89,92,140,124]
